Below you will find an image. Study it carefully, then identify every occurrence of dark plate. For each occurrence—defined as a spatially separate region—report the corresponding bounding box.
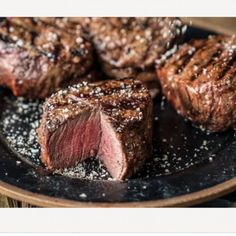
[0,26,236,207]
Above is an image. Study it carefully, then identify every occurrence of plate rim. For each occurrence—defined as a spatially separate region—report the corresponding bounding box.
[1,177,236,207]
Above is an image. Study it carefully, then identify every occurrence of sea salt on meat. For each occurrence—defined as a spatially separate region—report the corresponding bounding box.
[76,17,186,97]
[0,18,93,98]
[38,78,153,180]
[157,35,236,132]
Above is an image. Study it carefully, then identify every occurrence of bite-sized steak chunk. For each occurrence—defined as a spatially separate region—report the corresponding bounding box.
[157,35,236,132]
[38,78,153,180]
[0,18,93,98]
[77,17,186,80]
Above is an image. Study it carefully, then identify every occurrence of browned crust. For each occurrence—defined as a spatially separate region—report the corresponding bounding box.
[157,35,236,132]
[76,17,186,80]
[0,18,93,98]
[38,78,153,180]
[37,114,51,168]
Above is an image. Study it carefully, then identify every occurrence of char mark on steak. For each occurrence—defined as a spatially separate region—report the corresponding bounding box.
[0,18,93,98]
[157,35,236,132]
[38,78,153,180]
[76,18,186,84]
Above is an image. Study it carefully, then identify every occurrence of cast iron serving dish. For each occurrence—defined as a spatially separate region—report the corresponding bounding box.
[0,25,236,207]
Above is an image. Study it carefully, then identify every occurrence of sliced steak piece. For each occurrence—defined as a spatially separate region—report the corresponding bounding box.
[76,17,186,80]
[38,78,153,180]
[0,18,93,98]
[157,35,236,132]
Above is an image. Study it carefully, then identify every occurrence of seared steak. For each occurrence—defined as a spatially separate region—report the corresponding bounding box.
[0,18,93,98]
[157,35,236,132]
[76,17,186,81]
[38,78,153,180]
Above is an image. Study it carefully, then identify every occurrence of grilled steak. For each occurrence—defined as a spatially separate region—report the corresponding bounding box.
[0,18,93,98]
[76,17,186,82]
[157,35,236,132]
[38,78,153,180]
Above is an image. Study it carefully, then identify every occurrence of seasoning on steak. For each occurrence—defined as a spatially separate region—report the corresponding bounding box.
[76,18,186,86]
[157,35,236,132]
[38,78,153,180]
[0,18,93,98]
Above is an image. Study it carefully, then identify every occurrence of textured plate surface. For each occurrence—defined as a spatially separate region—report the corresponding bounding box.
[0,26,236,207]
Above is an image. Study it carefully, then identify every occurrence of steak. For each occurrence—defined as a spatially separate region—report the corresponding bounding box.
[0,18,93,98]
[76,17,186,82]
[38,78,153,180]
[157,35,236,132]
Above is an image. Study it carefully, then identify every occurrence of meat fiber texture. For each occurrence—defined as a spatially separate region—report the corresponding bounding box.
[157,35,236,132]
[38,78,153,180]
[0,18,93,98]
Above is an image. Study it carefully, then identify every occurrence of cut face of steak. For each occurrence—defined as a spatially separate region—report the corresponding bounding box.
[76,17,186,80]
[0,18,93,98]
[157,35,236,132]
[38,78,153,180]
